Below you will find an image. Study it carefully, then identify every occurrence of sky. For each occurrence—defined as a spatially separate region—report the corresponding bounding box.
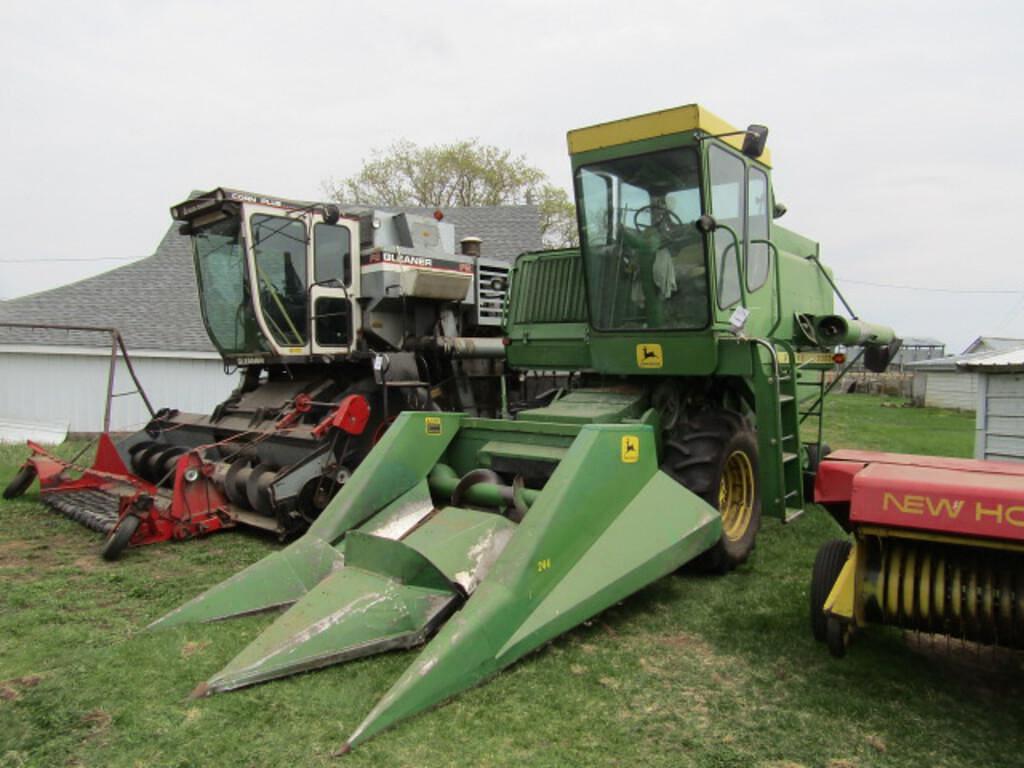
[2,0,1022,353]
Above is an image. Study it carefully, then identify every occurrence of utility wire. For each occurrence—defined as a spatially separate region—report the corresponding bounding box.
[838,278,1022,295]
[1,257,138,264]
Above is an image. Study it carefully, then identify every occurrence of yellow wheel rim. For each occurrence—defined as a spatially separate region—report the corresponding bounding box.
[718,449,755,542]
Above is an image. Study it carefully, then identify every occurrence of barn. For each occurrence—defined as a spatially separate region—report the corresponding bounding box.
[0,204,541,440]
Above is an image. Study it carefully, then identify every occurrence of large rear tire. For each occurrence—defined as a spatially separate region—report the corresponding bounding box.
[810,539,851,642]
[3,464,37,500]
[661,410,760,573]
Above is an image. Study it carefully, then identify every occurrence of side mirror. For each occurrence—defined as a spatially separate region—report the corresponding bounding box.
[773,202,787,219]
[864,338,903,374]
[322,204,341,225]
[742,125,769,159]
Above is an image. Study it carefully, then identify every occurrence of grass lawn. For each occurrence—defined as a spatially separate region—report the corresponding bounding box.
[1,394,1021,767]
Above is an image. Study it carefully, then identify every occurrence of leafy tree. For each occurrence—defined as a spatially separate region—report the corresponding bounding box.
[323,139,577,248]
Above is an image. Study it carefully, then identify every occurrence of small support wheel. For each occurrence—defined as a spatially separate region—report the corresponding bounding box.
[810,539,852,642]
[826,616,849,658]
[101,514,141,561]
[3,464,37,499]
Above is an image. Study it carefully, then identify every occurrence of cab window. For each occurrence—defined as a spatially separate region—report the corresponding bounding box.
[251,214,308,346]
[747,166,770,291]
[314,223,352,286]
[708,145,745,308]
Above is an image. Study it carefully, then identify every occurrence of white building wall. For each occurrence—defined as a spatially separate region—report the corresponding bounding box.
[923,371,978,411]
[0,347,238,437]
[975,372,1024,462]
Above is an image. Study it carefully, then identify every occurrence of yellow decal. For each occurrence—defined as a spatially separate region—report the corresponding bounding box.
[777,351,835,366]
[636,343,663,369]
[425,417,442,436]
[882,492,1024,528]
[536,558,552,573]
[288,347,305,354]
[621,435,640,463]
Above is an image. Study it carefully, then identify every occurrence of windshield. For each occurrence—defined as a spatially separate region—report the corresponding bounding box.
[576,147,707,330]
[192,215,265,355]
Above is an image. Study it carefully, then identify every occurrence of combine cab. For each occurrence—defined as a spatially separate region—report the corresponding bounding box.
[5,191,514,556]
[150,104,902,752]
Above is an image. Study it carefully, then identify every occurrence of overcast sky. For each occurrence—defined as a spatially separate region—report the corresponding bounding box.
[2,0,1022,352]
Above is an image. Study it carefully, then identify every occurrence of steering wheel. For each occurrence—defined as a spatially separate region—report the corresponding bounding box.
[633,204,684,232]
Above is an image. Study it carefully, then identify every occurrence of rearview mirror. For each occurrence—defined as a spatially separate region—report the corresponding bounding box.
[742,125,769,159]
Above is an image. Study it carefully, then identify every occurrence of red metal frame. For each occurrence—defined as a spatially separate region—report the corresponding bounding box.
[24,434,233,548]
[816,450,1024,543]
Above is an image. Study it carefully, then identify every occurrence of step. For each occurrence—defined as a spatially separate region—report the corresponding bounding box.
[783,507,805,524]
[782,452,799,463]
[779,394,795,404]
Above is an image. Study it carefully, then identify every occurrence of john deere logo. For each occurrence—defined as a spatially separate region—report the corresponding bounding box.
[621,435,640,463]
[636,343,663,369]
[425,417,442,435]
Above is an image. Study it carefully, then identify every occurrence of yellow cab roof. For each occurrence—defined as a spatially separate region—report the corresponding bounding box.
[567,103,771,167]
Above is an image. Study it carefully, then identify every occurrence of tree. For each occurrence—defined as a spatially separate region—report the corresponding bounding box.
[323,139,578,248]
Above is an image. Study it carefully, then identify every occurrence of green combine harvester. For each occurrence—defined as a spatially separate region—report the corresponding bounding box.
[150,104,898,753]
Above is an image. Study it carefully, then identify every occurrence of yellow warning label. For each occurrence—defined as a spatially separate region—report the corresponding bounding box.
[636,343,663,369]
[425,417,442,436]
[621,435,640,463]
[776,351,835,365]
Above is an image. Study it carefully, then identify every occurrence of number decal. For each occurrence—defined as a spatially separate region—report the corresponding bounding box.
[536,558,552,573]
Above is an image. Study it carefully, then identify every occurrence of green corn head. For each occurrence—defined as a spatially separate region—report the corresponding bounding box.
[151,403,722,751]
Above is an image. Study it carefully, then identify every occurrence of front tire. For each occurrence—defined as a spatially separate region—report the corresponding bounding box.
[810,539,851,642]
[3,464,37,500]
[661,411,760,573]
[101,514,140,561]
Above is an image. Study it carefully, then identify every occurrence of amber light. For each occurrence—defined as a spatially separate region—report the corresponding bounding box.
[833,353,846,364]
[433,209,444,221]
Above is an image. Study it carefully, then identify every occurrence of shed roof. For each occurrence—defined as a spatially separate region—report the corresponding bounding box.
[0,204,541,354]
[900,336,945,348]
[958,347,1024,372]
[907,341,1024,372]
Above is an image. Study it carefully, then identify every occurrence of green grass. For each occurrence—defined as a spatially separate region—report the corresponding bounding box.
[1,395,1020,768]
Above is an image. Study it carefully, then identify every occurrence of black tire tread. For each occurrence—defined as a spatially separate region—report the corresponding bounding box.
[3,464,37,500]
[660,409,758,573]
[101,514,141,561]
[810,538,852,642]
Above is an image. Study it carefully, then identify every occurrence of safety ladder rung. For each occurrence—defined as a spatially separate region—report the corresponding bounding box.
[779,394,795,403]
[784,507,805,524]
[782,433,796,442]
[782,452,799,463]
[785,490,800,500]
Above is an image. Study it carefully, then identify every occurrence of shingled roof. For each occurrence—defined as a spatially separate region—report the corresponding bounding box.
[0,204,541,354]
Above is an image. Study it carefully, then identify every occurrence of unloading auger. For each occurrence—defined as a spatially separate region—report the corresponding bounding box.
[150,104,901,752]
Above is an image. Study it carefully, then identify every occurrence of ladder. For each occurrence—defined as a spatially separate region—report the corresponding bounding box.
[752,339,805,523]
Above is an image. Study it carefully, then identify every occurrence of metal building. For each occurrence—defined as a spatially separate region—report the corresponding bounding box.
[906,336,1024,411]
[961,349,1024,462]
